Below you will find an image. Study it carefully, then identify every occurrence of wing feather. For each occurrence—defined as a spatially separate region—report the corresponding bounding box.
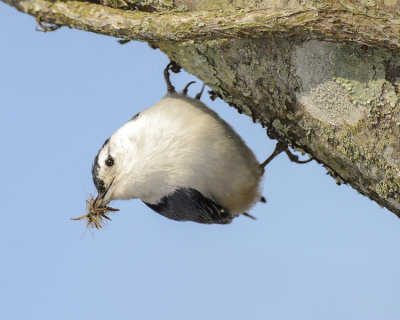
[144,188,233,224]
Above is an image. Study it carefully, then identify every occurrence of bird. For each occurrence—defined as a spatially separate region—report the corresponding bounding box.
[90,62,310,224]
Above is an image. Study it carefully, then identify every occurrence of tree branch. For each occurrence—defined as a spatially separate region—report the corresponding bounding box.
[3,0,400,50]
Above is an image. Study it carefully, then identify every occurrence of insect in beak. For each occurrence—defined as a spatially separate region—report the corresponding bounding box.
[71,179,119,229]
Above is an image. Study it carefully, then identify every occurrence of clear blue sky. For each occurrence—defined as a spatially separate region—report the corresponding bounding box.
[1,4,400,320]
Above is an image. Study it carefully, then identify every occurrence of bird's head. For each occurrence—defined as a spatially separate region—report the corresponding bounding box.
[91,138,117,207]
[91,117,141,207]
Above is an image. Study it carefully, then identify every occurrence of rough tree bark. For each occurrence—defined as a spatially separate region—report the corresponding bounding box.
[3,0,400,217]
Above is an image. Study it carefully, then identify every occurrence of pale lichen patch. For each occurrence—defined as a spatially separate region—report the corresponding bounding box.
[293,41,366,125]
[293,40,335,94]
[300,81,366,126]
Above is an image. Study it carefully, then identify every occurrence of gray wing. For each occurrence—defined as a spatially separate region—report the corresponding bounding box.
[143,188,233,224]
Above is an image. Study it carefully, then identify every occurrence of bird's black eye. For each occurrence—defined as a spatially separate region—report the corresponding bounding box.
[105,156,114,167]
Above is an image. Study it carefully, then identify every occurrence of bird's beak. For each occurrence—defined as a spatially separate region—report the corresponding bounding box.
[95,179,115,208]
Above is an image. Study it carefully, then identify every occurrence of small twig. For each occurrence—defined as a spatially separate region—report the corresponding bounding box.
[35,16,61,32]
[118,39,131,45]
[208,90,217,101]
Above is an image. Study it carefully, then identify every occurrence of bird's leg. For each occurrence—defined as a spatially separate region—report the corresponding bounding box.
[259,141,288,171]
[285,149,313,164]
[195,84,206,100]
[164,62,181,93]
[260,141,313,173]
[164,62,176,93]
[183,81,196,96]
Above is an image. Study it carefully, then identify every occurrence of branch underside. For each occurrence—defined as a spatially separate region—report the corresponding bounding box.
[3,0,400,51]
[3,0,400,217]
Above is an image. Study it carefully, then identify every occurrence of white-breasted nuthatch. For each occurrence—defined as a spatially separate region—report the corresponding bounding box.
[89,63,311,225]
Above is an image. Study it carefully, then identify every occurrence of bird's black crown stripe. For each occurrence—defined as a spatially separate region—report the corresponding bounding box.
[91,138,109,195]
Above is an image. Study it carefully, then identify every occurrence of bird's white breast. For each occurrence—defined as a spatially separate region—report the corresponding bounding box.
[111,93,263,214]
